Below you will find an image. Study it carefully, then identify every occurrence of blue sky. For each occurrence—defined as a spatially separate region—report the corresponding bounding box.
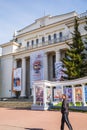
[0,0,87,44]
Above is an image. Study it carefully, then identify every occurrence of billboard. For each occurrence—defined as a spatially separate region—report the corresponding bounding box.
[13,68,22,91]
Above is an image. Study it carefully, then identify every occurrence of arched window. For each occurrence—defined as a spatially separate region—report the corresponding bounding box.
[31,40,34,46]
[19,43,22,46]
[27,41,29,47]
[54,33,57,39]
[48,35,51,41]
[36,39,39,45]
[59,32,63,42]
[42,37,45,43]
[54,33,57,43]
[59,32,62,38]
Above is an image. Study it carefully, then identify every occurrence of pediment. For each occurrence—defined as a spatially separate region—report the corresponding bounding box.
[17,11,77,36]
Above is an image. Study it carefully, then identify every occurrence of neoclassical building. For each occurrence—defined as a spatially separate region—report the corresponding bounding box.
[0,11,87,98]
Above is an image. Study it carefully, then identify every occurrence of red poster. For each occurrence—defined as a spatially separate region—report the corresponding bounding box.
[75,87,82,102]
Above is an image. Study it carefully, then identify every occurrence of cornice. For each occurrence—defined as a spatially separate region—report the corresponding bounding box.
[16,17,76,38]
[0,42,19,48]
[66,16,87,28]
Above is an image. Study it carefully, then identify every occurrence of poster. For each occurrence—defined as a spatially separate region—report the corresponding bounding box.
[30,51,44,87]
[35,85,43,103]
[63,87,72,102]
[13,68,22,91]
[55,61,67,81]
[75,87,82,102]
[54,86,62,101]
[84,86,87,102]
[46,87,52,102]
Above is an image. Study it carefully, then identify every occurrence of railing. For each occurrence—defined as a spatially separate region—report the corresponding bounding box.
[15,35,70,52]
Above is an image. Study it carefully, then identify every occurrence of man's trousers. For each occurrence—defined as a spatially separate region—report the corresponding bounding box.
[60,113,73,130]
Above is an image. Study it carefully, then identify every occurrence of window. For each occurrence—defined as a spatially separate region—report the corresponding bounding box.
[42,37,45,43]
[36,39,39,45]
[54,33,57,43]
[48,35,51,41]
[19,43,22,46]
[31,40,34,46]
[54,33,57,39]
[59,32,63,40]
[27,41,29,47]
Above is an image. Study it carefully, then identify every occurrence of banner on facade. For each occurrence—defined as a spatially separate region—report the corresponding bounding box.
[55,61,67,81]
[84,86,87,102]
[35,85,43,103]
[63,87,72,102]
[54,86,62,101]
[13,68,22,91]
[30,51,44,87]
[75,87,82,102]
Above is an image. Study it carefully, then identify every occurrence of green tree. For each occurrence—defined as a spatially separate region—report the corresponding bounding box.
[83,17,87,76]
[62,17,86,80]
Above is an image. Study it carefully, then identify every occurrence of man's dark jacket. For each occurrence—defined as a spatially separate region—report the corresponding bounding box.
[61,99,69,114]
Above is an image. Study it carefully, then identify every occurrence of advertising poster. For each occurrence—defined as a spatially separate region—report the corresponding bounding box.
[30,51,44,86]
[55,61,67,81]
[35,85,43,103]
[63,87,72,102]
[54,86,62,101]
[84,86,87,102]
[13,68,22,91]
[46,87,52,102]
[75,87,82,102]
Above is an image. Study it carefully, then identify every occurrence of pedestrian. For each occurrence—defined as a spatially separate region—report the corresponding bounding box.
[60,94,73,130]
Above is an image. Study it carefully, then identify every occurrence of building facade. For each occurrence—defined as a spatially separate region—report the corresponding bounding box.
[0,11,87,98]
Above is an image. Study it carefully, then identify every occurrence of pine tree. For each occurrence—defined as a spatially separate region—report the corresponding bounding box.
[83,17,87,76]
[62,17,86,80]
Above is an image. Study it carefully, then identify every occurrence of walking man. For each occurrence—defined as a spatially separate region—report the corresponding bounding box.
[60,94,73,130]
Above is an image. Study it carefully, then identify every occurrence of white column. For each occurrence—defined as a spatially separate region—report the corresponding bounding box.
[33,86,36,105]
[44,85,47,108]
[12,59,17,97]
[72,85,76,106]
[44,53,48,80]
[82,84,86,106]
[56,50,61,62]
[21,57,26,97]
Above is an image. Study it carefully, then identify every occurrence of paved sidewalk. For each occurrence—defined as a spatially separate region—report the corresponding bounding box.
[0,108,87,130]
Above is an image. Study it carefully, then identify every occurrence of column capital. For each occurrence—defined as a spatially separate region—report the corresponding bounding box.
[55,49,61,52]
[22,57,26,60]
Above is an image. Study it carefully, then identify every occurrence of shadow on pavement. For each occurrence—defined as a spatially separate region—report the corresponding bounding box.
[25,128,44,130]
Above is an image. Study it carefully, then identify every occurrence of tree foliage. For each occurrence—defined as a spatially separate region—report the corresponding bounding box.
[62,17,87,80]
